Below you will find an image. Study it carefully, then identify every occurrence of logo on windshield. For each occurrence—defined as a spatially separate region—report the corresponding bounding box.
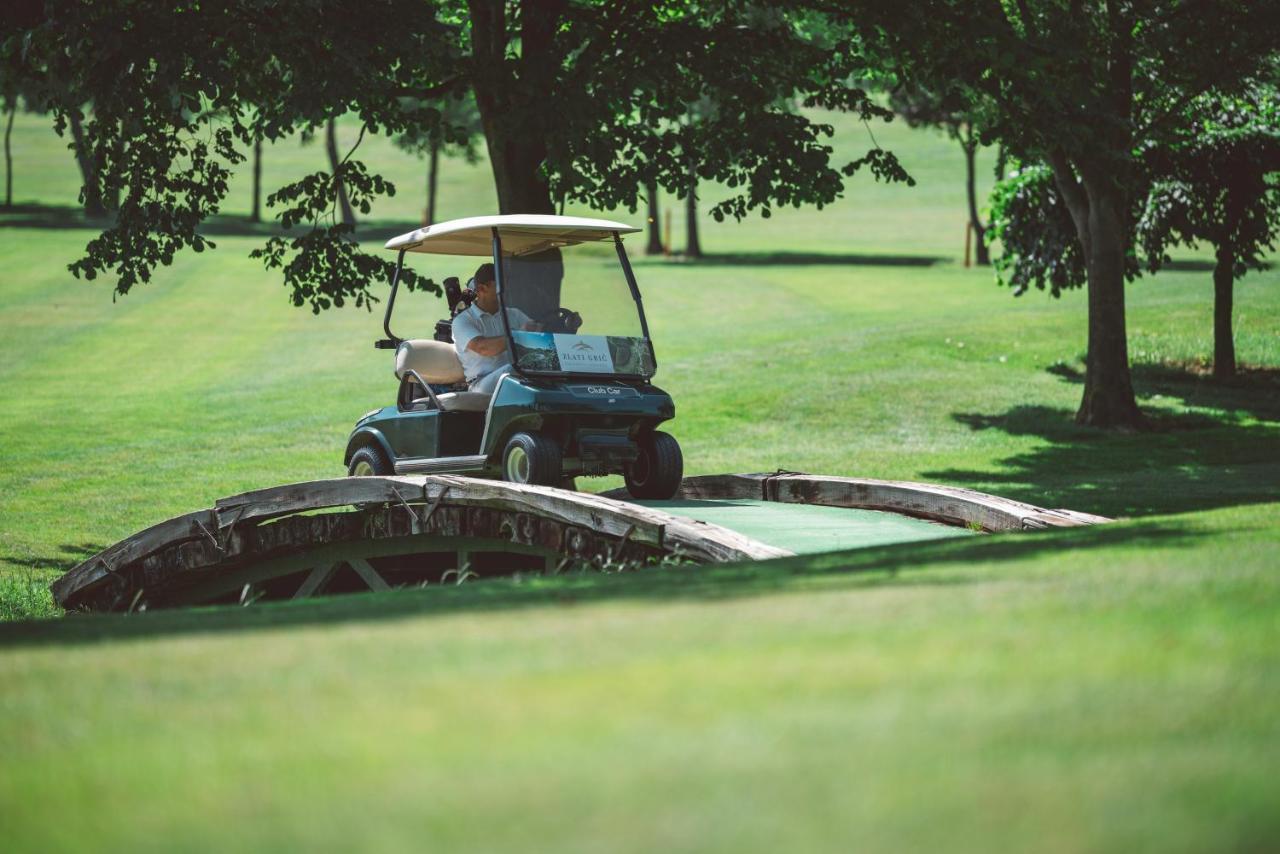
[573,341,595,351]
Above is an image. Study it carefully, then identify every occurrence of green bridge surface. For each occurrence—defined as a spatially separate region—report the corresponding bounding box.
[637,499,975,555]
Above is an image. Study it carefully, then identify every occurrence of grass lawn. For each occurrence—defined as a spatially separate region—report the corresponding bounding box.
[1,107,1278,850]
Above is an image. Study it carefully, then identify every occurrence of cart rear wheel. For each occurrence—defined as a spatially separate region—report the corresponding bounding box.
[625,431,683,499]
[348,445,393,477]
[502,432,562,487]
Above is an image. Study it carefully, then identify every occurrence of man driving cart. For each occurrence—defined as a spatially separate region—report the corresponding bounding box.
[451,262,541,394]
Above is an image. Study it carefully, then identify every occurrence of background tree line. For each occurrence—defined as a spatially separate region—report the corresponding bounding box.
[2,0,1277,429]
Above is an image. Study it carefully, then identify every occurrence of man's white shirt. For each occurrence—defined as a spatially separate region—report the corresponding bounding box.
[452,303,532,383]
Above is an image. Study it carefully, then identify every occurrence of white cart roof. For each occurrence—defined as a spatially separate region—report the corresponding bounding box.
[384,214,641,257]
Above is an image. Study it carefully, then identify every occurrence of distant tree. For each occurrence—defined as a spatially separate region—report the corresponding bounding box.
[684,160,702,258]
[65,106,112,218]
[990,85,1280,382]
[644,179,662,255]
[324,117,357,228]
[890,84,990,265]
[2,95,13,209]
[1137,86,1280,379]
[249,135,263,223]
[393,93,482,226]
[828,0,1279,428]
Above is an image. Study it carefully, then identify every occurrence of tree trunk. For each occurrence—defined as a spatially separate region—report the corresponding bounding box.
[67,111,107,219]
[3,101,14,209]
[468,0,560,216]
[962,125,989,265]
[1212,242,1237,380]
[1047,152,1143,429]
[425,140,439,226]
[325,118,356,228]
[1077,180,1143,428]
[468,0,565,320]
[250,136,262,223]
[645,180,662,255]
[685,164,701,259]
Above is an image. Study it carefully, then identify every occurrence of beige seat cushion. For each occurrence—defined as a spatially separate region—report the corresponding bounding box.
[396,339,465,384]
[434,391,492,412]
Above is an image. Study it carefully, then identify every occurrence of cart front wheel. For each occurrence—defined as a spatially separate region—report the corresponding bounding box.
[502,432,562,487]
[348,445,393,477]
[625,431,683,499]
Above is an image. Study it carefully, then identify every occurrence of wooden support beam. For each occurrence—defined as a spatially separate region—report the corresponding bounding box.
[293,563,339,600]
[347,558,390,593]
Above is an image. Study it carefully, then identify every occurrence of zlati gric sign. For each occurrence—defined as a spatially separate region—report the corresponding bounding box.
[512,332,655,377]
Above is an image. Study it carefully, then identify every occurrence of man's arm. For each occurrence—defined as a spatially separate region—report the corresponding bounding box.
[511,308,541,332]
[467,336,507,356]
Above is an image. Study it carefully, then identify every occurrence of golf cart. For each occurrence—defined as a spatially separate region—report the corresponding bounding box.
[343,214,683,498]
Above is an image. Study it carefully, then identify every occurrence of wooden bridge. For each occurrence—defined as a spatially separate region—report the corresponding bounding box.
[51,473,1109,613]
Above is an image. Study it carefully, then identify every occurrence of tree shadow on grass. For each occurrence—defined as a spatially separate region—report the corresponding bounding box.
[635,251,945,267]
[1047,360,1280,424]
[0,542,105,573]
[0,204,425,243]
[932,360,1280,518]
[0,517,1201,649]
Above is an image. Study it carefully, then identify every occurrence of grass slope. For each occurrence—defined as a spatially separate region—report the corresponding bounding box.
[1,107,1278,850]
[2,505,1278,852]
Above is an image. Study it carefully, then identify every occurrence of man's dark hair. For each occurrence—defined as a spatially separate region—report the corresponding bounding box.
[474,262,496,284]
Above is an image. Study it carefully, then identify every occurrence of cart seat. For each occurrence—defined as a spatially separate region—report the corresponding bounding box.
[396,339,466,384]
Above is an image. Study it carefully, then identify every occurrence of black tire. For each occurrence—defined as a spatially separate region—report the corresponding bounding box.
[348,444,393,477]
[502,432,562,486]
[625,431,683,499]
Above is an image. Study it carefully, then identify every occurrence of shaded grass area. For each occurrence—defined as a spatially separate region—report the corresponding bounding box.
[2,504,1277,852]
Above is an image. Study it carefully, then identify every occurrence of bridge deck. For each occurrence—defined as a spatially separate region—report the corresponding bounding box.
[635,499,975,554]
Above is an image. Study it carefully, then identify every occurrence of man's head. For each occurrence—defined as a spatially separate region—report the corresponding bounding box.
[472,262,499,312]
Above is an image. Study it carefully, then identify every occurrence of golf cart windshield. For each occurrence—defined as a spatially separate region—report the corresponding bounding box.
[498,231,654,378]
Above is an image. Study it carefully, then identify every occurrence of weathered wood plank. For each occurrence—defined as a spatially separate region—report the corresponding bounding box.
[215,476,671,548]
[49,508,219,605]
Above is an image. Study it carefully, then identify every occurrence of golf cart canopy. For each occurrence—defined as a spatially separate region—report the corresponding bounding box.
[384,215,642,257]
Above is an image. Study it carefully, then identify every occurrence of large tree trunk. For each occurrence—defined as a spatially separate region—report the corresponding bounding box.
[325,118,357,228]
[425,140,439,225]
[1077,181,1142,428]
[685,164,701,259]
[1048,152,1143,429]
[469,0,560,216]
[1212,242,1237,380]
[645,179,662,255]
[468,0,565,321]
[3,101,13,209]
[961,125,989,266]
[67,111,107,219]
[250,136,262,223]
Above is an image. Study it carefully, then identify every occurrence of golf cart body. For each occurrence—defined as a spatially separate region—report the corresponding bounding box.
[343,215,682,496]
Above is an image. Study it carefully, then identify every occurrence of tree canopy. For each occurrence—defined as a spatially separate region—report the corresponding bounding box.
[3,0,909,312]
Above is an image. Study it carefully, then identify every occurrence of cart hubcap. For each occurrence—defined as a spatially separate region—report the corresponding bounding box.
[352,460,375,477]
[505,446,531,483]
[631,450,650,484]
